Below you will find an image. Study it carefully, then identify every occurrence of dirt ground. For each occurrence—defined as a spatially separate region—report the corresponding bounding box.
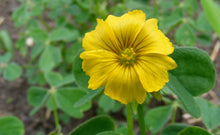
[0,0,220,135]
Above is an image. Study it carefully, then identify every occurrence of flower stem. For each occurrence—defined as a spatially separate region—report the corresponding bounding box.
[137,104,146,135]
[171,105,177,123]
[52,93,61,134]
[127,103,134,135]
[153,0,159,17]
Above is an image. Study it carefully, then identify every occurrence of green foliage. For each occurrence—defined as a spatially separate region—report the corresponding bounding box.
[96,131,120,135]
[0,30,13,52]
[49,28,79,42]
[0,30,22,81]
[3,63,22,81]
[98,94,116,113]
[27,86,91,118]
[28,87,48,106]
[72,50,90,91]
[174,23,196,46]
[0,116,24,135]
[55,88,91,118]
[145,105,172,134]
[196,98,220,130]
[161,123,189,135]
[69,115,115,135]
[39,45,62,72]
[45,71,63,87]
[74,88,103,107]
[178,126,211,135]
[170,47,215,96]
[201,0,220,38]
[182,0,198,17]
[0,52,12,64]
[167,47,215,118]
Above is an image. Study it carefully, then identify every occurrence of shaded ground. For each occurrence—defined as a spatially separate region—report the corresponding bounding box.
[0,0,220,135]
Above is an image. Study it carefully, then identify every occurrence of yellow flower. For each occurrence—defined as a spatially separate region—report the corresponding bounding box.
[80,10,177,104]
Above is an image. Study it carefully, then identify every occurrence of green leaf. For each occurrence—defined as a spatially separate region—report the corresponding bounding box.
[115,126,127,135]
[159,8,183,29]
[98,94,115,113]
[183,0,198,17]
[30,41,45,61]
[196,98,220,130]
[74,88,103,107]
[67,5,81,16]
[196,34,212,46]
[29,28,48,41]
[69,115,115,135]
[178,126,211,135]
[3,63,22,81]
[12,4,30,27]
[0,116,24,135]
[72,50,90,91]
[45,71,63,87]
[144,105,172,134]
[16,36,27,57]
[0,52,12,64]
[30,93,50,116]
[27,87,50,115]
[201,0,220,38]
[174,23,196,46]
[25,19,39,29]
[0,30,13,52]
[55,88,91,118]
[39,45,62,72]
[59,113,71,123]
[57,74,75,87]
[49,28,79,42]
[27,70,46,86]
[110,4,127,16]
[28,87,48,106]
[159,0,174,12]
[196,12,213,33]
[31,2,44,16]
[97,131,120,135]
[167,47,215,118]
[75,10,90,24]
[65,42,82,64]
[170,47,215,96]
[167,73,201,118]
[161,123,189,135]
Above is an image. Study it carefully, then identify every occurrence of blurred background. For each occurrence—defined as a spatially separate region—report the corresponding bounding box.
[0,0,220,135]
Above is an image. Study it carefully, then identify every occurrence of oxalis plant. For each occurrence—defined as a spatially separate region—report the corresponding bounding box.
[0,0,220,135]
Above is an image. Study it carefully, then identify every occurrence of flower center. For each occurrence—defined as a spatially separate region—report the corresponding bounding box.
[119,48,137,66]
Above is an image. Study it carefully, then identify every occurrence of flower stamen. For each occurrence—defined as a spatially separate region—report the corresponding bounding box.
[120,48,137,66]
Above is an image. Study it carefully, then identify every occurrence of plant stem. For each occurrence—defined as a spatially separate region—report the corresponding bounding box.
[52,93,61,134]
[39,16,51,31]
[127,103,134,135]
[153,0,159,17]
[171,105,177,123]
[137,104,146,135]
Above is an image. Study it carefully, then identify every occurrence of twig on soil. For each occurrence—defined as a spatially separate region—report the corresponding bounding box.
[0,17,4,25]
[211,40,220,62]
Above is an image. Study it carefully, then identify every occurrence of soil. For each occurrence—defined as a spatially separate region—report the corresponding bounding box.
[0,0,220,135]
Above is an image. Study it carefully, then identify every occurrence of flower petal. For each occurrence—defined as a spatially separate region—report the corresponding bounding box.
[83,19,121,54]
[104,65,146,104]
[133,19,174,55]
[135,54,177,92]
[106,10,146,49]
[80,50,119,90]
